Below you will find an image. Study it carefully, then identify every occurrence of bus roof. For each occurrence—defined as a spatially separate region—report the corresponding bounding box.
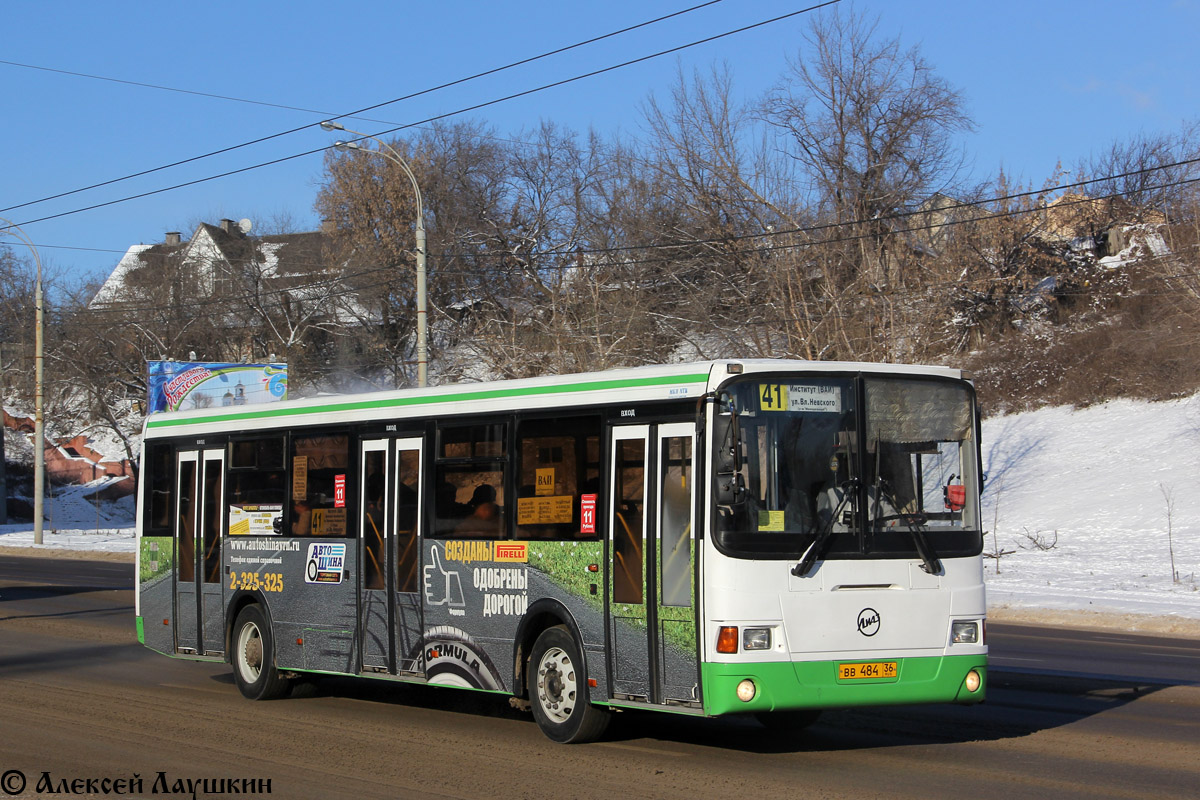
[142,358,965,438]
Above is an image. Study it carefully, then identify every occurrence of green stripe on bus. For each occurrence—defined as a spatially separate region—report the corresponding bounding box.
[146,372,711,429]
[700,655,986,716]
[136,615,144,645]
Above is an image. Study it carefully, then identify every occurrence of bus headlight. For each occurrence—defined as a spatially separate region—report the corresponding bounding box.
[964,669,982,693]
[736,679,757,702]
[951,621,979,644]
[742,627,772,651]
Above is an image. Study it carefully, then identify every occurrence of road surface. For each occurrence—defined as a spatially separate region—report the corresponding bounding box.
[1,554,1197,799]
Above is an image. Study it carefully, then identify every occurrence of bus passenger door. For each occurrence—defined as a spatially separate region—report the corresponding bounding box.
[654,423,699,704]
[359,437,425,675]
[174,448,225,655]
[608,426,651,699]
[607,424,699,705]
[360,440,390,671]
[392,439,424,674]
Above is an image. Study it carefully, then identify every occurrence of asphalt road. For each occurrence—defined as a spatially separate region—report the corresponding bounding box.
[1,553,1198,799]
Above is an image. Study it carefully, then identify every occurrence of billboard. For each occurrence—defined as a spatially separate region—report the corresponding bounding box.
[147,361,287,413]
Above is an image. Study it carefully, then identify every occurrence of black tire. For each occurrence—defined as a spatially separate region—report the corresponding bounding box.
[528,625,609,744]
[288,675,321,699]
[231,605,289,700]
[755,709,822,731]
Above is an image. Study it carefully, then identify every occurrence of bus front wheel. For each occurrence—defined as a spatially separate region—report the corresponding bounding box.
[231,605,289,701]
[528,626,609,743]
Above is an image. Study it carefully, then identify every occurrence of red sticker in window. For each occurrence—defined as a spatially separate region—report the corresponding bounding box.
[334,474,346,508]
[580,494,597,534]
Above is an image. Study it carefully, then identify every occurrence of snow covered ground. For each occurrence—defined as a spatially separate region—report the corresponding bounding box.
[980,395,1200,623]
[0,480,135,552]
[2,396,1198,625]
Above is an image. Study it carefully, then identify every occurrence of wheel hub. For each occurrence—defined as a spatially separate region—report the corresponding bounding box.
[537,646,576,722]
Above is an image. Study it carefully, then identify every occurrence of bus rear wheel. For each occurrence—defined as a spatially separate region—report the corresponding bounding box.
[528,626,609,744]
[231,605,289,701]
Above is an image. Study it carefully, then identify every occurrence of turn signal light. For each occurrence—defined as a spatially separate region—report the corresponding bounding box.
[964,669,982,693]
[716,626,738,654]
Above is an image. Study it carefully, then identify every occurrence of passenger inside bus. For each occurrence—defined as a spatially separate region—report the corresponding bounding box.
[291,496,313,536]
[455,484,500,536]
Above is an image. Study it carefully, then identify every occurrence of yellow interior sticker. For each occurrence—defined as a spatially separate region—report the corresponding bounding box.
[518,496,574,525]
[758,510,785,531]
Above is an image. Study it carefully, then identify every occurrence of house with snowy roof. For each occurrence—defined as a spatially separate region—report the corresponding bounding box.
[92,218,351,307]
[90,219,376,353]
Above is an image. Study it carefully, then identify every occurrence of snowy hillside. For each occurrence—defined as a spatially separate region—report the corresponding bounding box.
[2,396,1198,626]
[981,395,1200,621]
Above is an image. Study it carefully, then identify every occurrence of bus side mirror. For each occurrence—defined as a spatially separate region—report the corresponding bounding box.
[716,472,745,506]
[713,412,741,474]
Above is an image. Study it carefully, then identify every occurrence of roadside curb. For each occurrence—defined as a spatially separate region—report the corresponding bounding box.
[0,545,135,563]
[988,604,1200,639]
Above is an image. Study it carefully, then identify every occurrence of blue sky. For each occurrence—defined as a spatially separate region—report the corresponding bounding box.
[2,0,1197,288]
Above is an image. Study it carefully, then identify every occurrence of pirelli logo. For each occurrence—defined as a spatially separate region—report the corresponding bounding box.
[494,543,528,562]
[443,540,529,564]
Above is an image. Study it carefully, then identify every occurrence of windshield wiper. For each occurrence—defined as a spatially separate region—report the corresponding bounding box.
[893,512,942,575]
[871,477,942,575]
[791,479,856,577]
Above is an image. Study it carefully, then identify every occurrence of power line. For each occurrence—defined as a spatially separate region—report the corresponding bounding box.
[0,0,743,218]
[7,2,838,230]
[13,133,1198,265]
[13,165,1197,307]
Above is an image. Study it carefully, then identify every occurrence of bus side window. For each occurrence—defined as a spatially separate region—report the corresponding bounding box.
[434,423,507,539]
[145,443,176,536]
[227,436,286,536]
[290,434,351,537]
[515,415,602,541]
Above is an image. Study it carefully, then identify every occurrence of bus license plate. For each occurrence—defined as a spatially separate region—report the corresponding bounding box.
[838,661,897,680]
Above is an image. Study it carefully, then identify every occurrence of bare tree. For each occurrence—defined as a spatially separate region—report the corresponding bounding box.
[1078,122,1200,220]
[761,8,974,297]
[316,120,513,385]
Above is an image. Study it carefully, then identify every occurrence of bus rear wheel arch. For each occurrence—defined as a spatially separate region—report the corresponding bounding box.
[231,604,289,701]
[527,625,609,743]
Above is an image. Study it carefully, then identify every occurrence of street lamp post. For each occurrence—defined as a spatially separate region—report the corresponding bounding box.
[1,217,45,544]
[320,121,429,388]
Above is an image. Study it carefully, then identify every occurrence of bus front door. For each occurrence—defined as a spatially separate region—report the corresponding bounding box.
[360,437,425,675]
[607,423,699,706]
[174,448,225,656]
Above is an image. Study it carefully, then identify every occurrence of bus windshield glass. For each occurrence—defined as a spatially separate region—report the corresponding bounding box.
[713,375,981,560]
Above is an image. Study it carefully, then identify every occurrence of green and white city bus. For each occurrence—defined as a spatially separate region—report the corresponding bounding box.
[136,359,987,743]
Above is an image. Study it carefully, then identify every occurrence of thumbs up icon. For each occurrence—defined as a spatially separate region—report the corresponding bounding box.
[424,545,465,607]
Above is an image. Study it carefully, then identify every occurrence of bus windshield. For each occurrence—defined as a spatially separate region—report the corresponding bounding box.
[713,375,981,561]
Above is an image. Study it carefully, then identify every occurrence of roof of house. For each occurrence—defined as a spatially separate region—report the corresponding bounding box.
[89,221,351,308]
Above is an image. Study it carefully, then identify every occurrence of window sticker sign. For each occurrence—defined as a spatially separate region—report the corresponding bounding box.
[334,474,346,508]
[292,457,308,501]
[517,496,573,525]
[759,383,842,413]
[535,468,555,496]
[305,542,346,584]
[580,494,597,535]
[228,504,283,536]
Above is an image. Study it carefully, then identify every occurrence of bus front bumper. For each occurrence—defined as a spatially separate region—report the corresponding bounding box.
[701,654,987,717]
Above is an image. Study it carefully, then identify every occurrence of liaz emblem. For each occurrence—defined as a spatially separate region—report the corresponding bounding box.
[857,607,880,637]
